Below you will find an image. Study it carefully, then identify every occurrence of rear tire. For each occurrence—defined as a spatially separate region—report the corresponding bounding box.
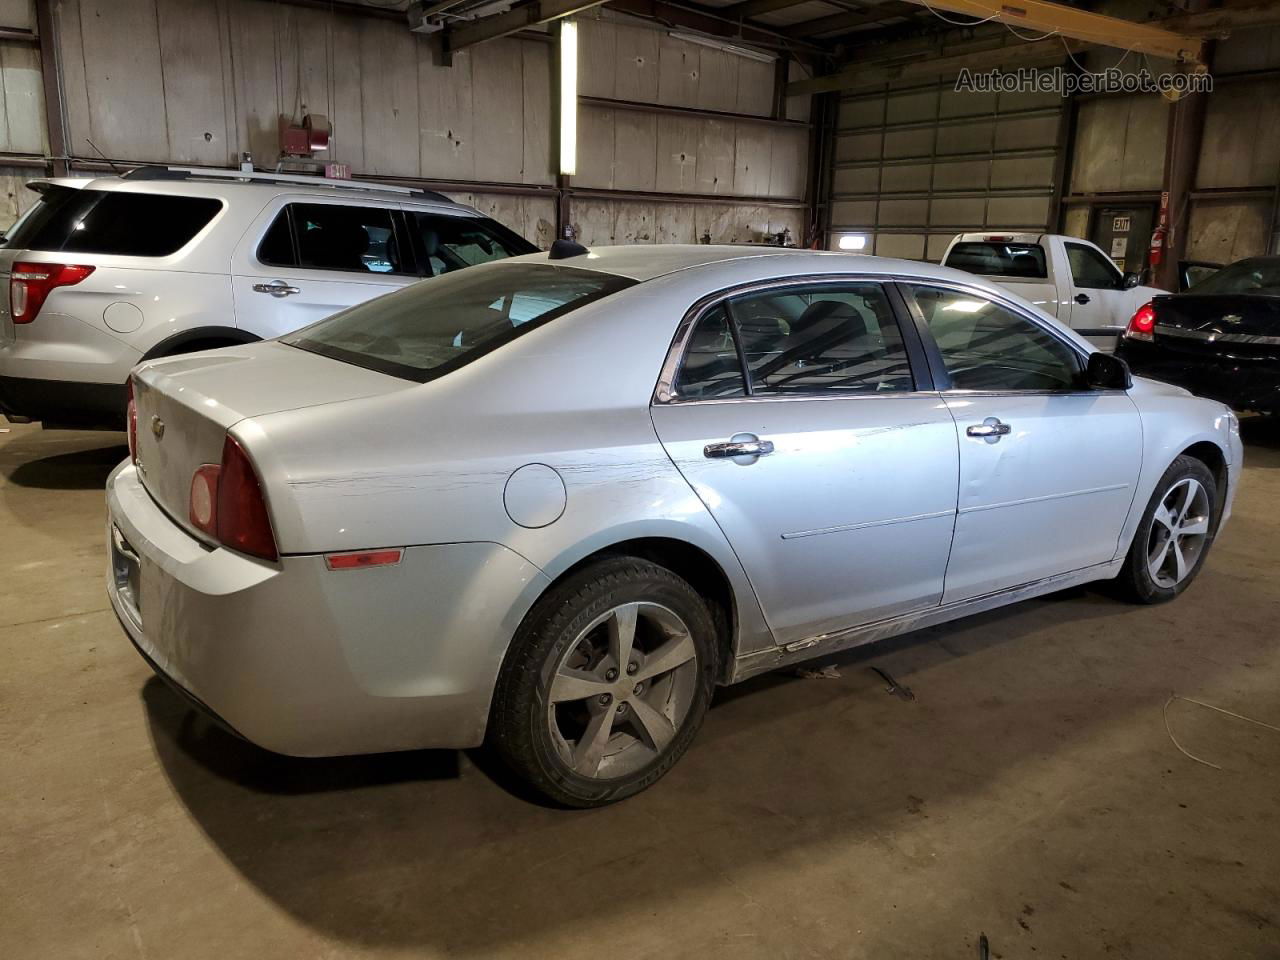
[487,556,719,808]
[1114,455,1218,604]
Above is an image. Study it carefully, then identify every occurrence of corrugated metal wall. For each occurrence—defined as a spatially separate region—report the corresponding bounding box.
[571,17,808,246]
[1186,29,1280,262]
[0,0,809,246]
[827,74,1065,262]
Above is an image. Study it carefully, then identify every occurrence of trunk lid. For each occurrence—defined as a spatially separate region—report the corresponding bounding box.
[132,340,410,539]
[1152,294,1280,362]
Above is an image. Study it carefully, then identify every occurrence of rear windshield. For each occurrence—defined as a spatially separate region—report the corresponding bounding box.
[4,185,222,257]
[945,241,1048,279]
[284,262,636,383]
[1189,257,1280,296]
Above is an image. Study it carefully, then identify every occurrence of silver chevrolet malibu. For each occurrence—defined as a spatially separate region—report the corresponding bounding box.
[107,244,1241,806]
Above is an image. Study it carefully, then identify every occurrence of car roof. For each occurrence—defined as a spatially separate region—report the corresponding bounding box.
[505,243,996,287]
[26,170,476,217]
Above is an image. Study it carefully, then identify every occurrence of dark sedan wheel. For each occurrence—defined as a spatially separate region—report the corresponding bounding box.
[1115,455,1218,603]
[488,557,719,807]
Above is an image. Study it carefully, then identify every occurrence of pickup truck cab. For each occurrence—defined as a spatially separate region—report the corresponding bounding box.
[941,232,1165,350]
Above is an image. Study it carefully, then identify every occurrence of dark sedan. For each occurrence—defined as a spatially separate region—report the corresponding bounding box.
[1117,256,1280,415]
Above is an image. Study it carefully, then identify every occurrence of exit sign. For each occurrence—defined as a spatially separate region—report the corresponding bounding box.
[325,162,351,180]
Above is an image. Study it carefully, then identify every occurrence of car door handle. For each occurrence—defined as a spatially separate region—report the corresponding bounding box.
[1074,293,1091,305]
[253,281,301,297]
[704,437,775,460]
[966,418,1012,442]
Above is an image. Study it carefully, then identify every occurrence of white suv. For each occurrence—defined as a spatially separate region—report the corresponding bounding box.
[0,166,535,429]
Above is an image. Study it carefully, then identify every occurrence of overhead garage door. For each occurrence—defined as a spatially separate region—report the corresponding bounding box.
[828,77,1065,262]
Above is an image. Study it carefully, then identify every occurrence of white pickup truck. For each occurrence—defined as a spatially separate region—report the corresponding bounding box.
[940,233,1166,350]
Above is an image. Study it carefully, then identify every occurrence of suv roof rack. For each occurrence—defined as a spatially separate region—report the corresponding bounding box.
[119,165,454,203]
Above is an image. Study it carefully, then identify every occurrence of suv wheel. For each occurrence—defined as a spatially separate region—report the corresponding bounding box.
[488,557,718,807]
[1115,455,1218,603]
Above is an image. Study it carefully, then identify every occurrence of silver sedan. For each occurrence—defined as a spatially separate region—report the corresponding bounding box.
[106,244,1242,806]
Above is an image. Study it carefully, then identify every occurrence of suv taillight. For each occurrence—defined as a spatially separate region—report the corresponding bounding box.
[1126,301,1156,342]
[189,435,278,561]
[126,379,138,463]
[10,262,95,324]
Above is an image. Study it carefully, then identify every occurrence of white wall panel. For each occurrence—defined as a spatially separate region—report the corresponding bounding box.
[0,39,45,155]
[52,0,553,185]
[0,164,39,229]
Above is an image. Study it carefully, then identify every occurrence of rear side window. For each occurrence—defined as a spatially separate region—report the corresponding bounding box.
[673,283,914,399]
[674,305,746,399]
[1186,257,1280,295]
[411,213,536,276]
[946,242,1048,279]
[285,263,635,383]
[5,186,221,256]
[258,203,407,275]
[731,284,913,395]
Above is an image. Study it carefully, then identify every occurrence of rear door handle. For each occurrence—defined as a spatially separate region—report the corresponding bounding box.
[966,418,1012,443]
[1074,293,1091,305]
[704,434,775,461]
[253,281,301,297]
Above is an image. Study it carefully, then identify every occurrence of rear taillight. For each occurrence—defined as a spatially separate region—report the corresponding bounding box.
[188,435,278,561]
[126,379,138,463]
[10,262,95,324]
[1126,302,1156,341]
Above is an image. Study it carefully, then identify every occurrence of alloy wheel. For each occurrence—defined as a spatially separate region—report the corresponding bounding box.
[546,601,699,779]
[1146,477,1211,589]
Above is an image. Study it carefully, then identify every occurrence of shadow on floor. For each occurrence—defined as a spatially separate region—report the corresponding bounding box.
[5,441,128,490]
[141,574,1234,955]
[1239,415,1280,457]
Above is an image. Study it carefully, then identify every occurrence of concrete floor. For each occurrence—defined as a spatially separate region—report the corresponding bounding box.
[3,420,1279,960]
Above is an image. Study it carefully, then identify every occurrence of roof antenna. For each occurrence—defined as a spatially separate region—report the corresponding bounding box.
[84,139,124,175]
[549,238,589,260]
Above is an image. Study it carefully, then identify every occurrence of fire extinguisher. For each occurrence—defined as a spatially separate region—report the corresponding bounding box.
[1149,225,1167,268]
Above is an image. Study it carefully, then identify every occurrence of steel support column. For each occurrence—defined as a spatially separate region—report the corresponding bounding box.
[33,0,67,177]
[1155,41,1214,290]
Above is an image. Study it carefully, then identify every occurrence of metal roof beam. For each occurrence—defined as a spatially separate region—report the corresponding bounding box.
[445,0,607,51]
[897,0,1202,62]
[787,37,1088,95]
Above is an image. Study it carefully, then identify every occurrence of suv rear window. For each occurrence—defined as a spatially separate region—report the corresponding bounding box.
[945,241,1048,279]
[284,263,634,383]
[5,185,222,257]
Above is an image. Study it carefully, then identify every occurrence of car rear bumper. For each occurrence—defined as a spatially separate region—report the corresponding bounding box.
[106,461,550,757]
[0,374,127,427]
[1117,338,1280,413]
[1,313,141,425]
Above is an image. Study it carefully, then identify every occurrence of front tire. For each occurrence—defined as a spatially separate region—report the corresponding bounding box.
[488,557,719,808]
[1115,455,1218,604]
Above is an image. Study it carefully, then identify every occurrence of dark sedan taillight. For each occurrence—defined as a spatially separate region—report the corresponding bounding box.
[1126,301,1156,342]
[10,262,95,324]
[189,435,278,561]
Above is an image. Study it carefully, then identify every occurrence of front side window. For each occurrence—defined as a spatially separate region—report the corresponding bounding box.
[908,285,1081,392]
[5,185,222,257]
[946,241,1048,280]
[257,203,406,274]
[1066,242,1122,290]
[729,283,913,395]
[284,263,634,383]
[411,213,535,276]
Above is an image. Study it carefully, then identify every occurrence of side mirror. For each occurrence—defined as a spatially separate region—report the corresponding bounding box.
[1086,351,1132,390]
[1123,272,1141,290]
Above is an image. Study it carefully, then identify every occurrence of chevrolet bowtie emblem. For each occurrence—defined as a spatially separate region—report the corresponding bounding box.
[150,415,165,440]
